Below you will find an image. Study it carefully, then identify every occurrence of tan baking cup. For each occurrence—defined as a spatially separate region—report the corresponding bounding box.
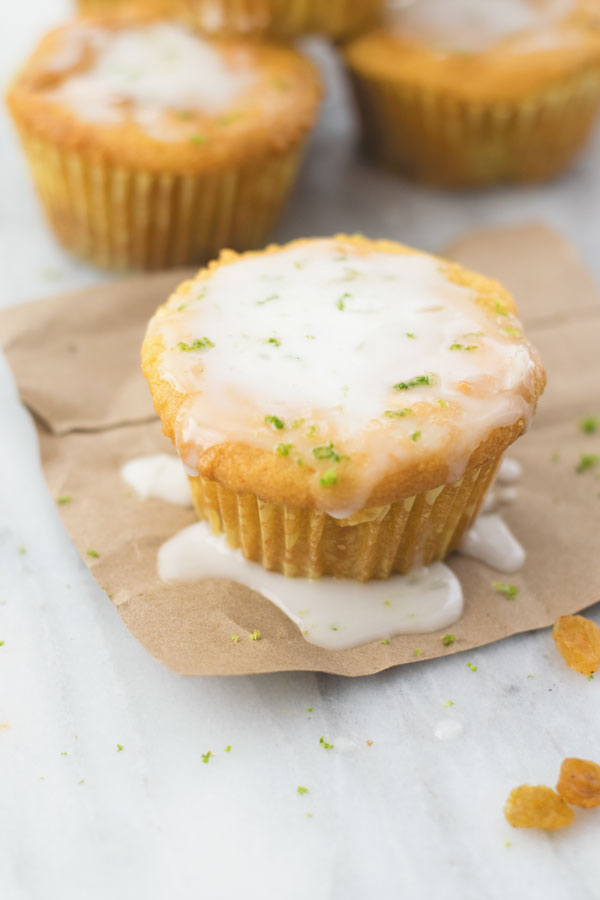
[189,455,500,581]
[77,0,384,40]
[347,66,600,186]
[14,130,304,270]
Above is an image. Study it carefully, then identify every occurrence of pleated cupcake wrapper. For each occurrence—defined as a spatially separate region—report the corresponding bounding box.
[14,129,304,270]
[348,66,600,186]
[76,0,383,40]
[189,455,500,581]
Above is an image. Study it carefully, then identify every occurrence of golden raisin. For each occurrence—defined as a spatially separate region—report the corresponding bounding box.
[556,758,600,808]
[504,785,574,829]
[552,615,600,675]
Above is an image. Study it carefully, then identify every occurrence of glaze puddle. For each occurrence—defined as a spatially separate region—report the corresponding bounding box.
[158,521,463,650]
[122,452,526,649]
[121,454,192,506]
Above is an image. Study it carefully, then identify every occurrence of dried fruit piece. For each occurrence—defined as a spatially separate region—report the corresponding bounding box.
[556,758,600,808]
[504,785,574,829]
[552,615,600,675]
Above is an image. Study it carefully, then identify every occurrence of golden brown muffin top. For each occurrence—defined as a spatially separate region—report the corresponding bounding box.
[142,235,546,514]
[345,0,600,101]
[6,13,321,171]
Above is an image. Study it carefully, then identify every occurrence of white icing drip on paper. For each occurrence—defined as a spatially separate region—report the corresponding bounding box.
[496,457,522,484]
[120,454,192,506]
[459,514,525,572]
[394,0,576,53]
[433,718,464,741]
[47,23,255,131]
[153,240,538,514]
[157,521,463,650]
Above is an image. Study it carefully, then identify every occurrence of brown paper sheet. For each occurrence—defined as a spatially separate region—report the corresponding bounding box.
[2,224,600,676]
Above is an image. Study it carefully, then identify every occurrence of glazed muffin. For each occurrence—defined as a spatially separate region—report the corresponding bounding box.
[76,0,385,41]
[344,0,600,186]
[141,234,545,581]
[6,14,321,270]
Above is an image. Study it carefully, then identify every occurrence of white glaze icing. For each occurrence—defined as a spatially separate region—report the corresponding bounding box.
[120,454,192,506]
[157,521,464,650]
[151,239,539,514]
[433,718,464,741]
[393,0,576,53]
[496,457,523,484]
[47,23,255,133]
[459,513,525,573]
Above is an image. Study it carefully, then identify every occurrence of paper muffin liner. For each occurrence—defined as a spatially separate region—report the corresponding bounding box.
[13,128,305,270]
[347,65,600,186]
[76,0,383,40]
[189,455,500,581]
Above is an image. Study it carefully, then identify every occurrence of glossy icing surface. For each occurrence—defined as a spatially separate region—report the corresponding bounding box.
[45,23,256,136]
[392,0,577,53]
[148,238,540,512]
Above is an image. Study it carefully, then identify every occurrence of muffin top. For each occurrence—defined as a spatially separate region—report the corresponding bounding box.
[142,236,545,515]
[6,14,321,170]
[345,0,600,99]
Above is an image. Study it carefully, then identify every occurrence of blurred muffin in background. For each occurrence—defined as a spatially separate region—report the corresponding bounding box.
[76,0,385,41]
[6,14,321,270]
[344,0,600,187]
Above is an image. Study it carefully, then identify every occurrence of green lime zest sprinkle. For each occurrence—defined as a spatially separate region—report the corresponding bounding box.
[449,343,478,351]
[385,408,412,418]
[249,630,261,641]
[380,639,390,645]
[265,337,281,347]
[201,751,213,764]
[580,416,599,434]
[276,443,293,456]
[336,292,351,310]
[576,453,599,473]
[319,736,334,750]
[306,707,313,713]
[78,779,85,785]
[443,700,454,708]
[495,301,508,316]
[405,332,417,339]
[256,293,279,306]
[86,549,99,558]
[291,418,305,429]
[116,744,124,752]
[224,745,231,753]
[410,431,421,442]
[231,634,239,643]
[492,581,518,600]
[177,337,214,352]
[18,546,26,555]
[442,633,456,646]
[306,424,317,438]
[414,648,423,657]
[190,133,207,145]
[393,375,435,391]
[319,469,338,488]
[265,415,285,430]
[588,674,595,681]
[312,441,343,462]
[0,641,4,647]
[297,785,309,795]
[502,326,522,338]
[56,496,72,505]
[466,662,477,672]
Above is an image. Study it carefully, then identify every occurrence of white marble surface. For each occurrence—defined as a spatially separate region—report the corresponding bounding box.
[2,4,600,899]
